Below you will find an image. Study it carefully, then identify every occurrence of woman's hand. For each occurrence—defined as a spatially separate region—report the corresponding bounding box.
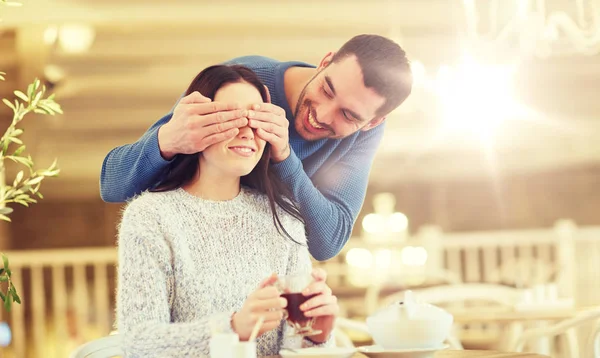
[232,274,287,341]
[299,268,339,343]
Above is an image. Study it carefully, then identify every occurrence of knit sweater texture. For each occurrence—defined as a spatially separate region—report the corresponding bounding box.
[116,187,332,357]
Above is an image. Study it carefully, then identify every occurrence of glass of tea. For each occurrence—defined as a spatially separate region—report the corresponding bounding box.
[276,273,323,337]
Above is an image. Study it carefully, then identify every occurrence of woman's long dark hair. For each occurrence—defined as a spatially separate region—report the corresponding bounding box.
[152,65,305,244]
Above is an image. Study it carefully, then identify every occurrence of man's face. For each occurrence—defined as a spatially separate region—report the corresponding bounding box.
[294,54,387,141]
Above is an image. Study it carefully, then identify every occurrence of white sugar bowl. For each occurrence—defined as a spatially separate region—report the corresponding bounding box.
[366,290,453,349]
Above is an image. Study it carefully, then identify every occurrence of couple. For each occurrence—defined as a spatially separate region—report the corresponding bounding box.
[114,34,413,357]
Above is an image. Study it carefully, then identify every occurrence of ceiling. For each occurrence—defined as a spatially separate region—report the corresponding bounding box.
[1,0,600,198]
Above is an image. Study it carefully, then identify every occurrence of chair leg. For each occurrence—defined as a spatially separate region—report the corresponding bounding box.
[506,322,525,352]
[564,328,579,358]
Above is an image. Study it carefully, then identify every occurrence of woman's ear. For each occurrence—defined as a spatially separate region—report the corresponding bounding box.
[264,85,272,103]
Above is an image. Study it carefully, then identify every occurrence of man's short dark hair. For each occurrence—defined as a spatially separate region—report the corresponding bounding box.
[332,34,413,118]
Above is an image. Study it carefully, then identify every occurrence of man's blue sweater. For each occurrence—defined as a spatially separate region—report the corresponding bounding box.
[100,56,385,261]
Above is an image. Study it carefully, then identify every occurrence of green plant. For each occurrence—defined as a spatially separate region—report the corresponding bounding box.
[0,1,21,5]
[0,254,19,312]
[0,0,63,312]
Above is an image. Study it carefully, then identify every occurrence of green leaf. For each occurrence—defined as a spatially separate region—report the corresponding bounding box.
[0,207,13,215]
[34,78,41,91]
[12,129,23,136]
[14,200,28,207]
[2,98,15,111]
[14,90,28,102]
[39,107,54,115]
[2,255,8,270]
[11,290,21,304]
[13,170,23,186]
[15,194,29,201]
[0,276,7,282]
[4,295,11,312]
[40,169,60,177]
[26,83,34,99]
[0,292,5,302]
[6,269,11,277]
[51,104,63,115]
[36,192,44,199]
[37,104,55,115]
[8,156,33,168]
[27,176,44,186]
[32,91,42,107]
[0,214,11,222]
[13,145,26,156]
[9,137,23,145]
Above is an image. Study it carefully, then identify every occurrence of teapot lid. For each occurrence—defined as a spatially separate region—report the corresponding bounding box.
[370,290,450,321]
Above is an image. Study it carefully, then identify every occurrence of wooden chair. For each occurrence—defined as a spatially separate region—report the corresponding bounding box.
[510,306,600,358]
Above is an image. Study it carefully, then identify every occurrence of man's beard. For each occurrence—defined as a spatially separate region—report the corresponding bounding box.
[293,82,310,121]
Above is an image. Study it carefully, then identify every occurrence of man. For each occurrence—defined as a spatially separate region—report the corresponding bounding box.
[100,34,413,261]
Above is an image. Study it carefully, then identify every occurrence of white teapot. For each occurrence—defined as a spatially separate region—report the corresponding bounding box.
[365,290,453,350]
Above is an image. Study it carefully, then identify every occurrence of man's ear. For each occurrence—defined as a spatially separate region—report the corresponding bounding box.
[361,116,386,131]
[317,52,335,71]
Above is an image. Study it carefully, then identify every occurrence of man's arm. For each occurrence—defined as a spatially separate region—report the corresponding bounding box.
[99,113,173,202]
[272,125,385,261]
[100,92,247,203]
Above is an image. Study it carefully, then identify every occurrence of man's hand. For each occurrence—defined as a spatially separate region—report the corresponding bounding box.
[247,87,291,163]
[157,91,249,160]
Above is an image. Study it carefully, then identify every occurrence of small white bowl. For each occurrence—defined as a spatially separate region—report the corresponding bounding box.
[279,347,357,358]
[366,291,453,350]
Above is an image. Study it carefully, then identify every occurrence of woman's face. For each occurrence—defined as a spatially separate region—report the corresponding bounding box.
[201,82,266,177]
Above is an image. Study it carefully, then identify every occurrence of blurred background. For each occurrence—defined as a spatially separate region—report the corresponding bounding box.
[1,0,600,357]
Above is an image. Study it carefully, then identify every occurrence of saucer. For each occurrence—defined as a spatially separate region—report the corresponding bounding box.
[357,344,449,358]
[279,347,357,358]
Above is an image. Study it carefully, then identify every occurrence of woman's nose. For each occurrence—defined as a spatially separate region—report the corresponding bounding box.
[238,126,254,140]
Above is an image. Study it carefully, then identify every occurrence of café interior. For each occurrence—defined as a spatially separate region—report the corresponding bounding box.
[1,0,600,357]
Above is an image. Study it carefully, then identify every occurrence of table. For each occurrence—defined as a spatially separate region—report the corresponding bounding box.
[450,306,595,324]
[267,350,550,357]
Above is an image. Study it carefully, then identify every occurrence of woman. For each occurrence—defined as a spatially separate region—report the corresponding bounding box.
[116,65,339,357]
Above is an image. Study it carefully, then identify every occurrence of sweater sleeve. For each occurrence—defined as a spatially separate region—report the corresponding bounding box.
[99,56,279,203]
[271,125,385,261]
[99,113,175,203]
[117,198,235,357]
